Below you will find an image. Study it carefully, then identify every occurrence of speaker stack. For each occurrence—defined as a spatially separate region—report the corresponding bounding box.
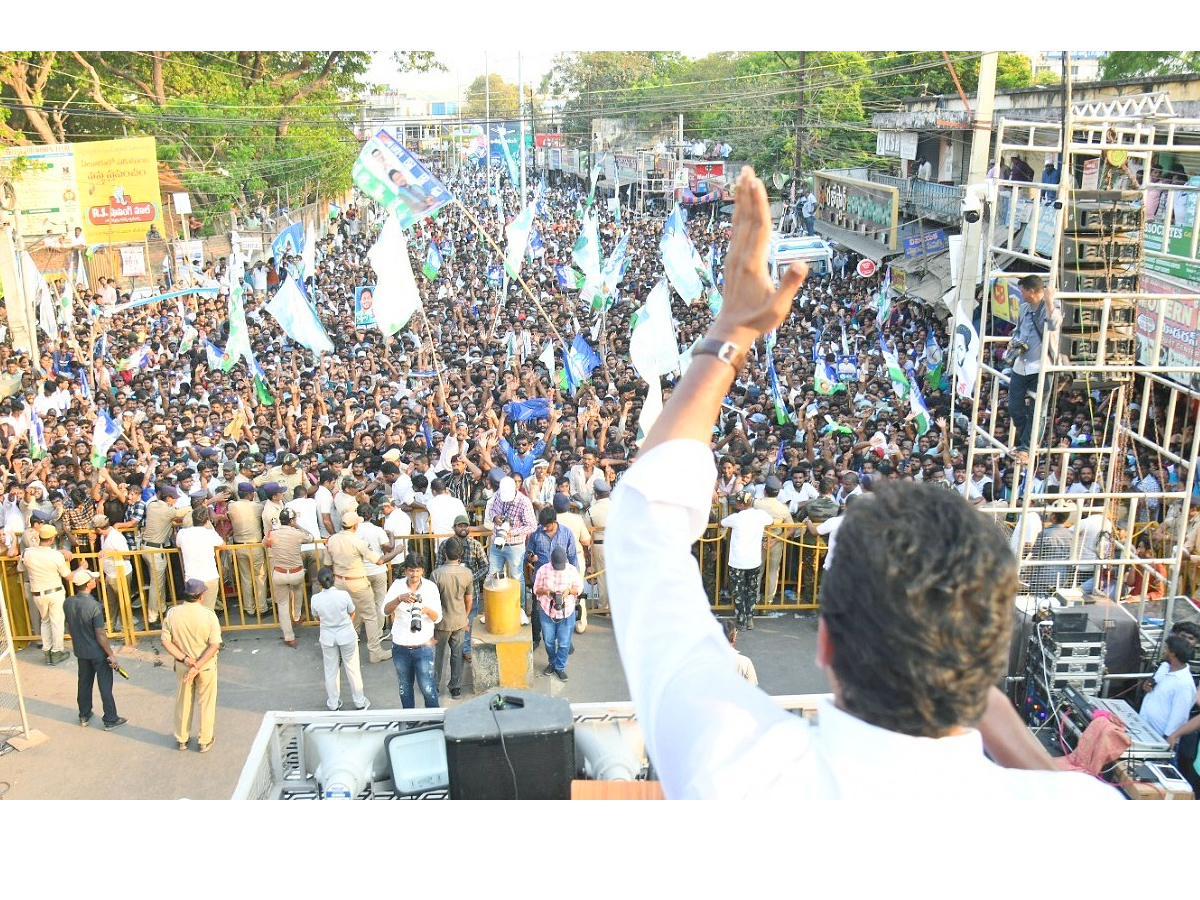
[1058,191,1141,380]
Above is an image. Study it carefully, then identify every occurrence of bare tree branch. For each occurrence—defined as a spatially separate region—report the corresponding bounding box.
[69,51,137,123]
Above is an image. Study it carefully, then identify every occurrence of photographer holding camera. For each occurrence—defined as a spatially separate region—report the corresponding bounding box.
[1006,274,1062,454]
[532,546,584,682]
[382,554,443,709]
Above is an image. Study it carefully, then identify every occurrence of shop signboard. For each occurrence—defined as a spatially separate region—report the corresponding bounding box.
[815,172,899,251]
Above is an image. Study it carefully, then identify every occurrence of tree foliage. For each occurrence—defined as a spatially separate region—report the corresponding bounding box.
[463,74,519,120]
[1099,51,1200,81]
[0,50,440,232]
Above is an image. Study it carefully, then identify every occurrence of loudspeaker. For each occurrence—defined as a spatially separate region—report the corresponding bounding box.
[1060,298,1137,331]
[443,690,575,800]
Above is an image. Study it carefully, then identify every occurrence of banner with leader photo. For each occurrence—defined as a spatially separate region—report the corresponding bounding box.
[354,284,377,327]
[352,130,453,231]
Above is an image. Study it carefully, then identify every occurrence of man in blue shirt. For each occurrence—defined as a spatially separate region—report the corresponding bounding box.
[497,404,563,479]
[526,506,578,649]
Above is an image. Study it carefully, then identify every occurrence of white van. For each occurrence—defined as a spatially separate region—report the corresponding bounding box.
[768,233,834,281]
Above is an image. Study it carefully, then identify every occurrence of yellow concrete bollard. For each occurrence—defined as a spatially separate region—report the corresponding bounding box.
[483,577,521,637]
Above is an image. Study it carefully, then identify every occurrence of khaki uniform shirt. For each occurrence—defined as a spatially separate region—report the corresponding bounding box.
[325,530,378,582]
[254,467,304,495]
[161,601,222,671]
[754,497,793,524]
[228,499,264,543]
[142,499,184,545]
[21,545,70,592]
[431,562,473,632]
[266,525,313,570]
[556,510,590,573]
[584,497,611,542]
[261,500,284,536]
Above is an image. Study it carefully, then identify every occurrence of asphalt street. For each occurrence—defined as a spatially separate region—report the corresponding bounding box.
[1,611,829,800]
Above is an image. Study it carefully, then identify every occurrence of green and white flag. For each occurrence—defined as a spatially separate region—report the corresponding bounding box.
[504,204,535,279]
[572,208,602,304]
[629,280,680,383]
[592,231,630,311]
[587,155,604,206]
[538,341,557,383]
[178,325,197,356]
[423,242,444,280]
[906,372,932,436]
[879,334,909,402]
[221,290,252,372]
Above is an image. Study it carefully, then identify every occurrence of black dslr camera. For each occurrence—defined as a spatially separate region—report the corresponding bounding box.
[551,591,565,613]
[1002,339,1028,367]
[408,596,424,632]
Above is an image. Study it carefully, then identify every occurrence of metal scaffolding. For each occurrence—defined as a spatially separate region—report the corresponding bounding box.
[964,91,1200,666]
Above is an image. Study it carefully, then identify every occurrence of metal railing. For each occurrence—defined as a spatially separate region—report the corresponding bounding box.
[2,522,829,648]
[858,170,967,225]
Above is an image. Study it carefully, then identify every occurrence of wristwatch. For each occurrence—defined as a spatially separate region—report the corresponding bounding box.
[691,338,748,372]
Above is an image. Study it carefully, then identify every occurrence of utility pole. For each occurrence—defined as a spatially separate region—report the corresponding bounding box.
[793,50,806,205]
[954,50,998,317]
[518,51,527,204]
[0,220,35,354]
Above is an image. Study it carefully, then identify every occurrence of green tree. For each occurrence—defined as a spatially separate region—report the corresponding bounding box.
[1100,51,1200,80]
[0,51,441,232]
[463,74,519,120]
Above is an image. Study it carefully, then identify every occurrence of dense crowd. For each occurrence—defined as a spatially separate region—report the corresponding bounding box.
[2,162,1198,634]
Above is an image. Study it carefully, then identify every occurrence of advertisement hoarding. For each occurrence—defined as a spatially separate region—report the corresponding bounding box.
[72,137,165,243]
[815,172,899,251]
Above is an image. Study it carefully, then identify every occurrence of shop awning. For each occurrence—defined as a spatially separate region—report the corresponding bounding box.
[814,221,901,263]
[890,250,953,309]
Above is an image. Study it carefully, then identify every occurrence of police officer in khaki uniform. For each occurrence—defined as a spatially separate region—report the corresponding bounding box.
[21,524,72,664]
[754,475,794,604]
[326,511,402,664]
[141,484,188,621]
[160,579,222,752]
[255,452,305,496]
[264,508,315,647]
[583,479,612,610]
[227,483,268,614]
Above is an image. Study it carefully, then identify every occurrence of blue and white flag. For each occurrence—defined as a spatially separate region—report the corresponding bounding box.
[487,265,503,287]
[529,228,545,259]
[440,237,453,259]
[117,345,152,373]
[556,265,585,290]
[422,242,444,280]
[906,371,932,436]
[766,347,790,425]
[272,221,304,262]
[29,409,47,460]
[78,366,91,401]
[205,339,226,371]
[90,409,122,467]
[266,276,335,355]
[534,176,549,218]
[504,397,551,422]
[660,205,704,303]
[876,266,893,325]
[592,231,630,311]
[563,334,602,394]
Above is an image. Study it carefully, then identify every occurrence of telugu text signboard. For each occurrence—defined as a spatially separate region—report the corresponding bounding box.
[903,229,947,260]
[72,137,164,244]
[815,173,899,251]
[1,143,83,241]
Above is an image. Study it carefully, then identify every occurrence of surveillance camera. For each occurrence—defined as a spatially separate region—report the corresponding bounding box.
[960,183,989,224]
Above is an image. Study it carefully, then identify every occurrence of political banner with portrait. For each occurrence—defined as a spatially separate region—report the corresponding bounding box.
[354,284,377,327]
[352,130,453,231]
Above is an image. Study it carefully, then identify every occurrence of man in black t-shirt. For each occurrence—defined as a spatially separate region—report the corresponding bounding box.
[63,569,125,730]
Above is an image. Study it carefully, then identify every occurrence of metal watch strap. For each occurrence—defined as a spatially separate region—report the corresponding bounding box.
[691,337,748,372]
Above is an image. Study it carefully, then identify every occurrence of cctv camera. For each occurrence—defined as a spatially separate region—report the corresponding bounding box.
[960,183,990,224]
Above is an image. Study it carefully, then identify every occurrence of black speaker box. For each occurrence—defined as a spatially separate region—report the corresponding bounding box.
[443,690,575,800]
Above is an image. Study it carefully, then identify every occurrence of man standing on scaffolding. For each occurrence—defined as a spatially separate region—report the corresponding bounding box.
[1007,275,1062,455]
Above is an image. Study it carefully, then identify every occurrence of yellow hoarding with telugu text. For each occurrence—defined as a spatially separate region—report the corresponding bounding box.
[71,137,163,244]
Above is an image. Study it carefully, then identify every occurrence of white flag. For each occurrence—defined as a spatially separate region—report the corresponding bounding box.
[952,302,981,398]
[301,219,316,282]
[538,341,557,382]
[21,251,57,341]
[628,280,679,381]
[367,212,422,336]
[636,373,663,447]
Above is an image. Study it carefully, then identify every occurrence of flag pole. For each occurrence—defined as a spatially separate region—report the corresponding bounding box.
[453,198,564,348]
[419,310,449,402]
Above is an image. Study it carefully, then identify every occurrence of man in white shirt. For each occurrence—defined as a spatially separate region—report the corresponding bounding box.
[720,490,773,630]
[778,466,817,516]
[1140,635,1196,739]
[382,496,412,559]
[605,167,1119,801]
[425,477,467,544]
[314,469,337,539]
[94,514,134,616]
[174,507,226,612]
[382,554,443,709]
[285,484,322,588]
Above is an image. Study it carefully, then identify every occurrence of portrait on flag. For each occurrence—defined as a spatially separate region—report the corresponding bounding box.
[352,130,452,231]
[354,285,377,327]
